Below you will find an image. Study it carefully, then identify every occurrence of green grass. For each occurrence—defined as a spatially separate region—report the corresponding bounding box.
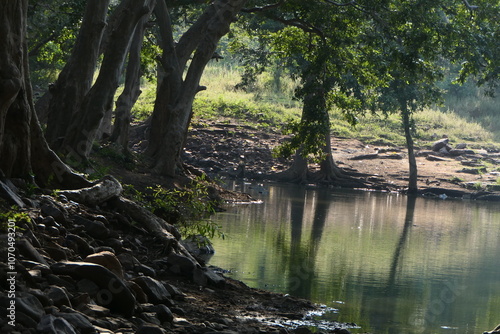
[130,61,499,150]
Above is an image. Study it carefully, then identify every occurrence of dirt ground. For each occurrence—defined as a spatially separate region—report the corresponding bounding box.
[180,120,500,196]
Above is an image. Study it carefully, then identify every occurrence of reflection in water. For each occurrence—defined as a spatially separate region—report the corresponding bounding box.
[209,182,500,334]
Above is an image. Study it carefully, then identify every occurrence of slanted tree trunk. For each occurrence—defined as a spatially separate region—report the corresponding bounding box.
[44,0,109,150]
[146,0,248,177]
[61,0,156,165]
[402,108,418,193]
[109,11,149,153]
[0,0,90,189]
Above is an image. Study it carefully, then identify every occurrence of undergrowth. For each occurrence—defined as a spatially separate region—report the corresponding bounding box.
[123,177,224,243]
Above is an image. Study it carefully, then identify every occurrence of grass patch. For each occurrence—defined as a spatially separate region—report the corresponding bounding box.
[128,61,499,150]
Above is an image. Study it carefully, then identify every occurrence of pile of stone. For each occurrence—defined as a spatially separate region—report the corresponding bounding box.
[430,138,474,156]
[0,189,228,334]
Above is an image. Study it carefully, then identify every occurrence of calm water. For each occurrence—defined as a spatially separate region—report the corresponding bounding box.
[208,181,500,334]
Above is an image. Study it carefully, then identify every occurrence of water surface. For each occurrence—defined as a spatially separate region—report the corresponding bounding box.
[209,182,500,333]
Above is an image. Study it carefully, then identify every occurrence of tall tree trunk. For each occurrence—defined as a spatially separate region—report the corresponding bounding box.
[276,150,309,183]
[61,0,155,165]
[0,0,90,189]
[317,132,344,181]
[147,0,248,177]
[402,108,418,193]
[44,0,109,150]
[109,11,149,152]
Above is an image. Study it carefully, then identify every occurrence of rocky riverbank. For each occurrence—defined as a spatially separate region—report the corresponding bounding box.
[0,176,356,334]
[182,122,500,199]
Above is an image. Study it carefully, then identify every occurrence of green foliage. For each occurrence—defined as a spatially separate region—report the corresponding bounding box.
[0,208,31,232]
[123,178,224,241]
[28,0,87,87]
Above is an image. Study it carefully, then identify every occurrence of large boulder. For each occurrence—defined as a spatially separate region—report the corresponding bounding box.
[132,276,171,304]
[51,261,136,317]
[84,251,124,279]
[431,138,451,152]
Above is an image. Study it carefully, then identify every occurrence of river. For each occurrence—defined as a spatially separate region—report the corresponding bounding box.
[208,181,500,333]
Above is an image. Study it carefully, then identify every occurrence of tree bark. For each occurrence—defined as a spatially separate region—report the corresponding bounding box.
[147,0,248,177]
[44,0,110,150]
[109,11,150,152]
[61,0,156,164]
[276,150,309,183]
[402,108,418,193]
[0,0,90,189]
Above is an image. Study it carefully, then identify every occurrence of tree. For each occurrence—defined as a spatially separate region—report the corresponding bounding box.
[238,0,484,191]
[56,0,157,164]
[240,1,383,186]
[146,0,249,177]
[0,0,89,189]
[44,0,110,150]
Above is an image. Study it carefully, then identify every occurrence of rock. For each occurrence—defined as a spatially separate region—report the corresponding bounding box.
[56,310,96,334]
[167,253,197,275]
[85,251,124,279]
[64,234,95,257]
[439,146,451,154]
[76,279,100,295]
[449,149,475,156]
[127,280,149,303]
[57,175,123,206]
[136,324,166,334]
[134,263,156,277]
[17,238,49,266]
[80,304,110,318]
[193,267,225,287]
[73,215,110,239]
[37,314,77,334]
[426,155,449,162]
[139,312,161,325]
[431,138,450,152]
[143,304,174,323]
[44,246,69,261]
[455,143,467,149]
[16,310,39,329]
[16,292,46,322]
[47,286,72,308]
[117,253,140,271]
[164,283,185,300]
[132,276,171,304]
[46,274,77,291]
[51,261,136,317]
[40,202,67,224]
[0,179,25,207]
[349,153,379,160]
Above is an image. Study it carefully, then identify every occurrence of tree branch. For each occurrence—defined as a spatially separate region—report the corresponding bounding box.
[242,1,284,13]
[322,0,356,7]
[462,0,478,10]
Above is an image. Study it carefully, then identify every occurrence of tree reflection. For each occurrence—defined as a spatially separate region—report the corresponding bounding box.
[282,188,330,298]
[366,195,417,332]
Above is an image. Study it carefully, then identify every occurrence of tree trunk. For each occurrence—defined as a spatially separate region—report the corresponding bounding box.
[44,0,109,149]
[147,0,248,177]
[61,0,155,165]
[402,109,418,193]
[109,11,149,152]
[0,0,90,189]
[317,132,344,181]
[276,150,309,183]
